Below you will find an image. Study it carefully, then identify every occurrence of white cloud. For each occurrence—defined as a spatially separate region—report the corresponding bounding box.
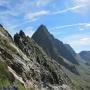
[24,5,85,21]
[85,23,90,27]
[72,0,90,14]
[34,0,53,7]
[25,10,49,20]
[5,0,52,16]
[80,38,90,41]
[52,5,84,15]
[0,0,10,5]
[79,28,84,31]
[73,0,90,6]
[78,37,90,45]
[50,0,90,15]
[63,34,90,47]
[79,23,90,30]
[50,23,90,30]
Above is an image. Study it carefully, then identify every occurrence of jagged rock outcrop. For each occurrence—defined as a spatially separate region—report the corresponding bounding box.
[32,25,79,74]
[14,30,75,89]
[0,25,75,90]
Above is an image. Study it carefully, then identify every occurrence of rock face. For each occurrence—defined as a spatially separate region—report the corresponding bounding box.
[0,25,75,90]
[32,25,79,74]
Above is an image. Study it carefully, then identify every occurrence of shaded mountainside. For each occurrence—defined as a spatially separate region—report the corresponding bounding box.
[32,25,79,74]
[64,44,76,57]
[0,25,75,90]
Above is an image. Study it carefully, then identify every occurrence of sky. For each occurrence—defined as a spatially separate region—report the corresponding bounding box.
[0,0,90,53]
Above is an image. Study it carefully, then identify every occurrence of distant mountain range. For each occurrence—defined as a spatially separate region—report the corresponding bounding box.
[79,51,90,65]
[0,24,90,90]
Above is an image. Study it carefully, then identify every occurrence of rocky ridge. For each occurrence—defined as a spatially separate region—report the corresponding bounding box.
[0,25,75,90]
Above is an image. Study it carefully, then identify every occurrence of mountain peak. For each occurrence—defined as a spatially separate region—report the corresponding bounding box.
[32,25,53,42]
[32,25,54,45]
[38,24,47,30]
[35,24,49,35]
